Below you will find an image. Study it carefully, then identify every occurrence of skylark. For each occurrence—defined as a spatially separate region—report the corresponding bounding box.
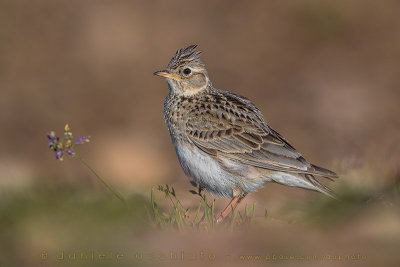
[154,45,338,223]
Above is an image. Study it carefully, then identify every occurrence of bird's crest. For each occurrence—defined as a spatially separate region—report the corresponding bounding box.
[167,45,204,69]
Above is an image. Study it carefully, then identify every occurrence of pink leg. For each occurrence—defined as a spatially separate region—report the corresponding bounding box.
[216,196,245,224]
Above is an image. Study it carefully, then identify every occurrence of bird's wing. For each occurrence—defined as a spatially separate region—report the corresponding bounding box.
[185,92,338,179]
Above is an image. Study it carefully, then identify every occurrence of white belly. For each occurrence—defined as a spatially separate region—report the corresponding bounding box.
[174,141,237,197]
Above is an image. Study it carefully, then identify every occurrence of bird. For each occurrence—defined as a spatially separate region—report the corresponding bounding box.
[154,45,338,223]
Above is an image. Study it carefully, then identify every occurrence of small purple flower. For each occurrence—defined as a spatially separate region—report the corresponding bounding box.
[66,149,75,156]
[55,151,64,160]
[76,136,90,145]
[47,125,90,161]
[45,124,126,204]
[46,133,54,140]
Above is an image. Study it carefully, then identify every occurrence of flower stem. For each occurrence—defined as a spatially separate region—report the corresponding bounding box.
[74,152,128,206]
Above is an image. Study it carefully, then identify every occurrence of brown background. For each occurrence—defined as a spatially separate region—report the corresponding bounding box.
[1,0,399,188]
[1,1,399,266]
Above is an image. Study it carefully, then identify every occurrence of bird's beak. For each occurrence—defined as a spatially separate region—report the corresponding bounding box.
[153,70,181,80]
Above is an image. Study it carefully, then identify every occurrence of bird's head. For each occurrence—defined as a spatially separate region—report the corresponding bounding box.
[154,45,211,96]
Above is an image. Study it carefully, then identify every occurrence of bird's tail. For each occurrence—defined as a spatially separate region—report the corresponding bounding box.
[310,164,339,180]
[304,174,339,200]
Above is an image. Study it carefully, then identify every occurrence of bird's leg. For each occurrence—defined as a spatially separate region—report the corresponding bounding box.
[216,195,245,224]
[216,197,239,224]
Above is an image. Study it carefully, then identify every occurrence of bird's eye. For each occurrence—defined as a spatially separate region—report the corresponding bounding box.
[183,68,191,75]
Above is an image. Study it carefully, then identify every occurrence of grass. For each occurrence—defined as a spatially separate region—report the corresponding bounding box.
[0,179,258,266]
[0,174,399,266]
[0,180,150,267]
[149,183,256,230]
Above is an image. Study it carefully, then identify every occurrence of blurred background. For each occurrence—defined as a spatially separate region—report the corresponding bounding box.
[1,0,399,266]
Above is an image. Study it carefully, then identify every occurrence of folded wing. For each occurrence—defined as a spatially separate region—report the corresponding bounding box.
[185,92,338,180]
